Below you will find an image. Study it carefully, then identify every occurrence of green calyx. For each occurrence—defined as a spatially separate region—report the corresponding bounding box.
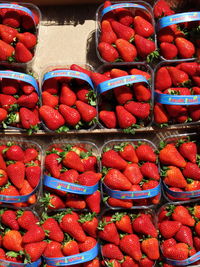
[78,212,96,223]
[111,212,127,222]
[86,91,97,106]
[123,124,141,135]
[147,49,160,63]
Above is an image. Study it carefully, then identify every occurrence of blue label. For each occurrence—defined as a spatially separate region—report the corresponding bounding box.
[165,251,200,266]
[157,12,200,31]
[101,3,148,18]
[0,182,39,203]
[42,70,94,90]
[163,182,200,198]
[154,91,200,105]
[0,71,39,94]
[0,3,35,22]
[43,243,99,266]
[0,258,41,267]
[44,175,99,195]
[103,182,161,199]
[97,75,148,94]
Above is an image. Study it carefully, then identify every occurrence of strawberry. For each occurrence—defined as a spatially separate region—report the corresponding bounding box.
[112,212,133,234]
[90,72,109,87]
[185,180,200,191]
[133,84,151,102]
[0,210,19,230]
[75,100,97,122]
[110,68,128,78]
[141,238,160,260]
[42,216,64,242]
[98,219,120,245]
[3,230,22,252]
[42,91,59,108]
[153,0,174,18]
[133,16,154,37]
[114,86,133,105]
[16,32,37,49]
[41,193,65,210]
[189,205,200,219]
[120,234,142,261]
[167,67,189,86]
[70,64,92,77]
[17,92,38,109]
[134,34,156,58]
[0,108,7,123]
[161,238,177,253]
[100,20,117,44]
[15,42,33,63]
[115,39,137,62]
[45,153,62,178]
[140,162,160,180]
[107,197,133,209]
[25,165,40,188]
[104,259,121,267]
[194,237,200,251]
[102,149,127,170]
[2,77,19,95]
[5,144,24,161]
[99,111,117,128]
[24,241,47,262]
[177,62,198,76]
[0,40,14,61]
[19,108,39,132]
[155,67,172,91]
[22,225,45,243]
[115,8,133,26]
[102,244,124,260]
[59,169,79,183]
[111,21,134,41]
[124,101,150,119]
[3,10,20,28]
[130,68,151,80]
[81,153,97,172]
[59,104,81,127]
[62,240,80,256]
[159,220,182,238]
[85,190,101,213]
[138,256,154,267]
[65,194,86,209]
[79,236,97,252]
[121,256,138,267]
[175,225,193,246]
[59,212,86,242]
[171,205,195,226]
[60,83,76,106]
[0,95,16,111]
[0,248,6,260]
[163,166,187,188]
[175,37,195,58]
[17,210,38,230]
[0,184,20,199]
[132,213,157,237]
[183,162,200,180]
[39,105,65,131]
[62,150,84,172]
[189,105,200,121]
[135,143,156,162]
[98,42,119,62]
[79,213,98,238]
[0,24,17,44]
[163,243,189,260]
[43,77,58,94]
[7,161,25,189]
[104,169,132,190]
[20,80,34,94]
[78,171,102,186]
[0,169,8,186]
[157,27,174,43]
[195,221,200,236]
[116,105,136,129]
[43,241,64,258]
[123,163,143,184]
[159,144,186,167]
[160,42,178,59]
[115,143,138,163]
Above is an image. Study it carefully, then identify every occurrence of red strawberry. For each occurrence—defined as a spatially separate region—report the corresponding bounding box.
[24,241,47,262]
[59,169,79,183]
[123,163,143,184]
[115,143,138,163]
[133,16,154,37]
[98,42,119,62]
[157,26,174,43]
[175,225,193,247]
[102,244,124,260]
[141,238,160,260]
[42,217,64,242]
[114,86,133,105]
[15,42,33,63]
[59,104,81,127]
[79,213,98,238]
[183,162,200,180]
[153,0,174,18]
[5,144,24,161]
[3,10,20,28]
[133,84,151,102]
[115,39,137,62]
[136,143,156,162]
[104,169,132,190]
[159,220,182,238]
[70,64,92,77]
[42,91,59,108]
[19,108,39,132]
[189,105,200,121]
[124,101,150,119]
[110,68,128,78]
[0,24,17,43]
[129,68,151,80]
[2,78,19,95]
[132,213,157,237]
[78,171,102,186]
[177,62,198,76]
[0,184,20,199]
[140,162,160,180]
[159,144,186,167]
[0,40,14,61]
[163,166,187,188]
[62,240,79,256]
[43,77,58,94]
[115,8,133,26]
[43,241,64,258]
[62,150,84,172]
[107,197,133,209]
[160,42,178,59]
[17,92,38,109]
[79,236,97,252]
[1,210,19,230]
[20,81,34,95]
[22,225,45,243]
[100,20,117,44]
[116,105,136,129]
[81,154,97,172]
[102,149,127,170]
[23,147,38,163]
[7,162,25,189]
[2,230,22,252]
[99,110,117,128]
[98,219,120,245]
[90,72,109,87]
[172,205,195,226]
[167,67,189,86]
[75,100,97,123]
[41,193,65,210]
[175,37,195,58]
[120,234,142,261]
[65,194,86,210]
[155,67,172,91]
[60,83,76,106]
[134,34,156,58]
[45,153,62,178]
[163,243,189,260]
[112,212,133,234]
[39,105,65,131]
[121,256,138,267]
[139,256,154,267]
[0,108,7,122]
[17,210,38,230]
[26,165,41,188]
[111,20,135,41]
[85,190,101,213]
[16,32,37,49]
[0,169,8,186]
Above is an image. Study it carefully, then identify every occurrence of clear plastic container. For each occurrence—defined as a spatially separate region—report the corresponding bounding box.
[0,1,42,67]
[100,139,161,210]
[96,1,157,64]
[0,137,43,208]
[40,63,98,133]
